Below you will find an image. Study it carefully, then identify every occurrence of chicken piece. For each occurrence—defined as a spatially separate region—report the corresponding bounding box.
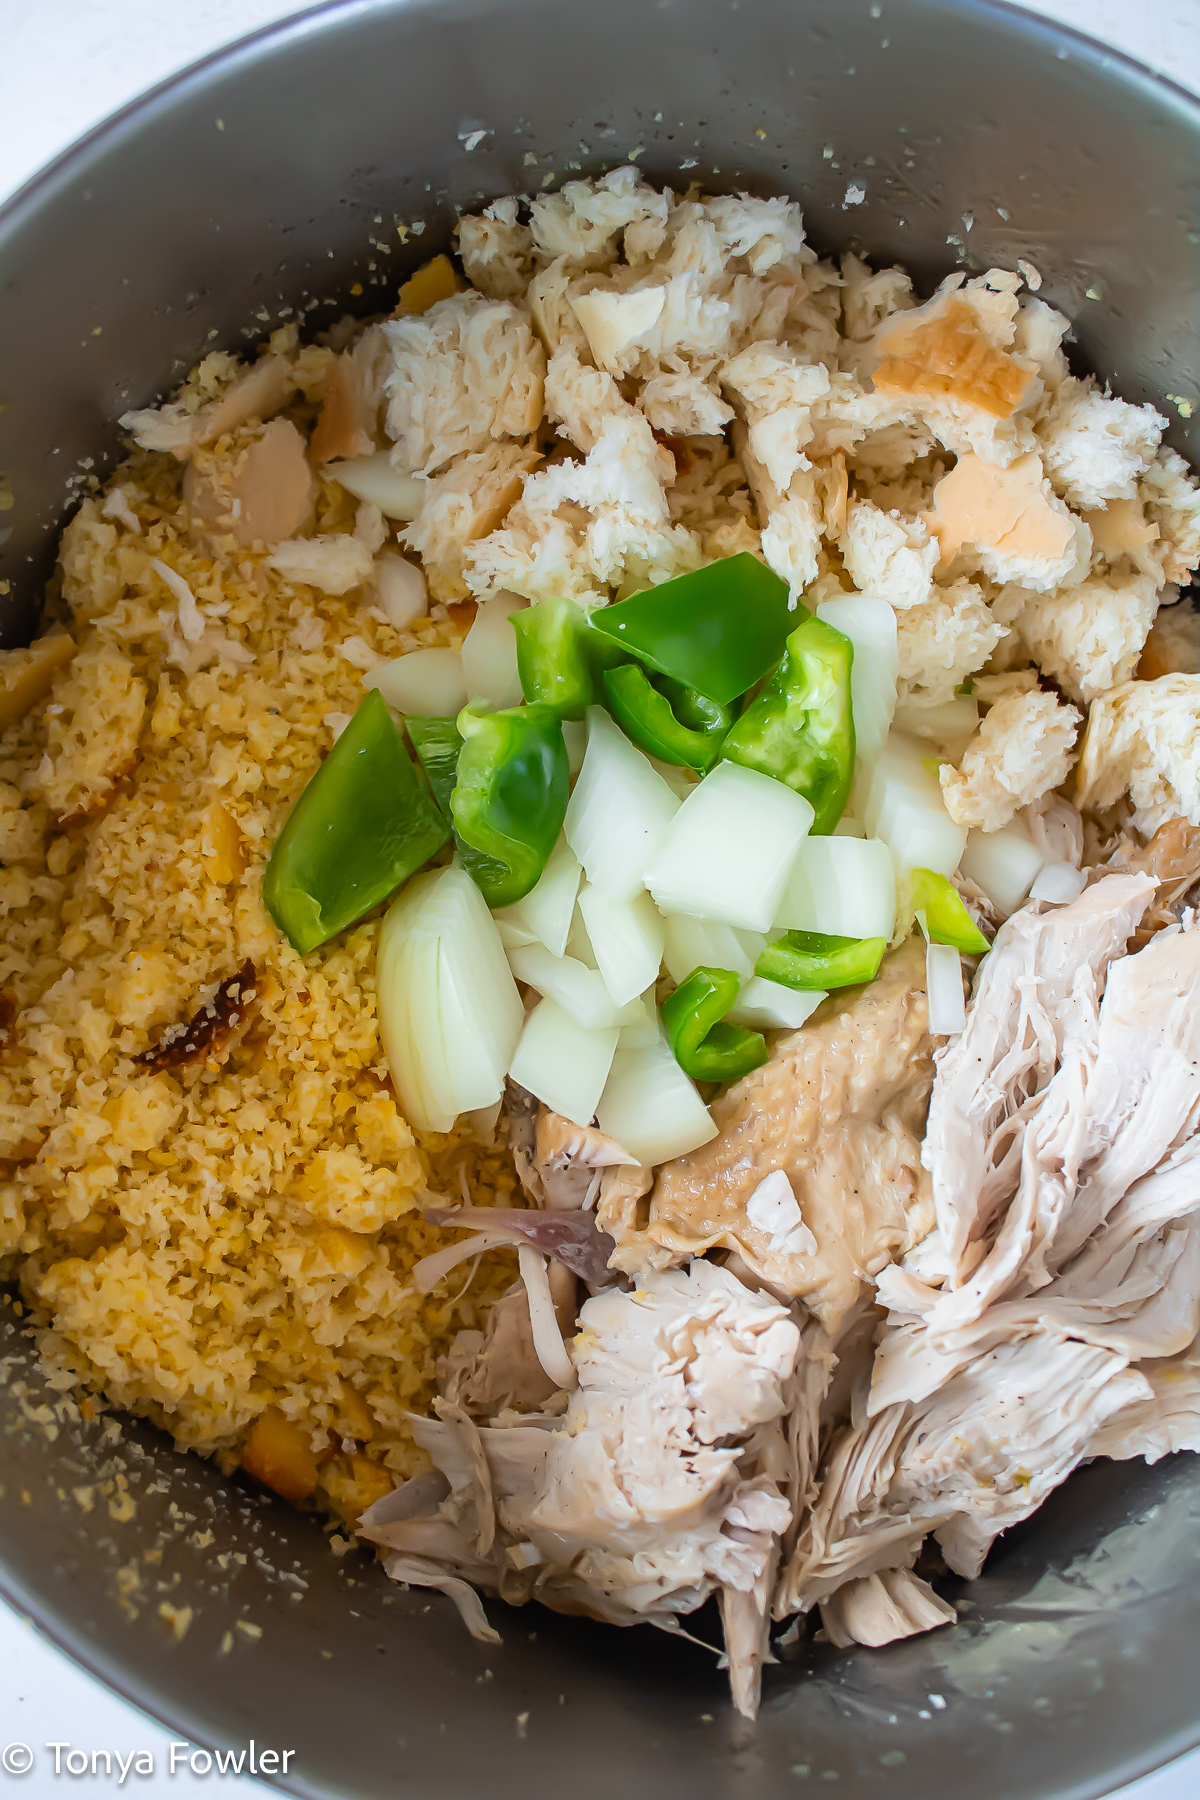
[924,451,1090,592]
[1037,375,1164,510]
[939,686,1081,831]
[400,440,541,601]
[781,1332,1151,1613]
[610,940,935,1336]
[184,418,313,549]
[450,1286,562,1417]
[532,1107,638,1210]
[120,352,297,458]
[360,1260,802,1717]
[1095,815,1200,944]
[921,872,1156,1287]
[1077,674,1200,836]
[1087,1337,1200,1463]
[819,1565,955,1649]
[0,631,75,730]
[382,290,545,476]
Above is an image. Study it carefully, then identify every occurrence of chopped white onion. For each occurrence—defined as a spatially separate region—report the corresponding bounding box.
[893,696,980,761]
[1029,859,1088,905]
[494,835,582,958]
[643,761,815,933]
[495,916,538,950]
[578,884,666,1008]
[365,646,467,718]
[862,731,967,877]
[596,1038,717,1167]
[926,940,967,1035]
[959,821,1047,916]
[461,593,526,709]
[564,706,680,902]
[507,996,619,1127]
[615,989,661,1049]
[833,816,866,838]
[815,596,898,767]
[326,450,425,520]
[518,1246,577,1389]
[377,865,524,1132]
[662,913,762,986]
[372,550,428,631]
[773,835,896,940]
[562,719,587,776]
[725,978,827,1031]
[507,942,619,1030]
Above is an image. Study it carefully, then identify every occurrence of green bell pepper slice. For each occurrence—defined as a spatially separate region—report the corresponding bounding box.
[755,930,886,991]
[587,553,793,706]
[601,664,733,770]
[910,867,991,954]
[405,715,462,820]
[263,688,451,955]
[450,702,570,908]
[722,611,855,834]
[512,598,597,720]
[659,965,768,1084]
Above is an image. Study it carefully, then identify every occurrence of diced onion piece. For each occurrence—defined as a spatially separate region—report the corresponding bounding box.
[372,550,428,631]
[643,761,814,933]
[517,1246,576,1389]
[562,719,587,777]
[494,835,582,958]
[507,942,619,1030]
[1029,860,1087,906]
[862,731,967,877]
[461,593,526,709]
[833,816,866,838]
[725,978,827,1031]
[326,451,425,520]
[597,1038,717,1167]
[564,706,679,902]
[578,884,666,1009]
[508,996,619,1128]
[377,865,523,1131]
[662,913,762,986]
[926,941,967,1035]
[615,989,660,1049]
[815,596,898,767]
[893,696,980,761]
[365,646,467,718]
[959,821,1047,916]
[773,836,896,940]
[495,916,538,950]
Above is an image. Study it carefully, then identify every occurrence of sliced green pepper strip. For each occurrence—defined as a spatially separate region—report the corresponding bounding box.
[602,664,732,770]
[659,965,768,1084]
[587,553,793,706]
[910,867,991,954]
[755,930,886,991]
[405,716,462,821]
[451,703,570,908]
[722,611,855,834]
[263,688,451,955]
[512,598,597,720]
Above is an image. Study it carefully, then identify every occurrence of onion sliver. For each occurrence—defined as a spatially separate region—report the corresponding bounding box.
[373,550,428,630]
[1029,860,1087,905]
[565,706,679,902]
[377,865,523,1132]
[508,997,619,1128]
[494,835,582,958]
[815,596,898,767]
[578,884,666,1009]
[326,450,426,520]
[615,989,660,1049]
[893,695,980,761]
[597,1038,717,1167]
[862,732,967,877]
[518,1246,577,1389]
[926,940,967,1035]
[461,593,526,709]
[662,912,761,986]
[643,761,814,933]
[960,821,1047,916]
[366,646,467,718]
[507,942,618,1029]
[725,978,827,1031]
[774,835,896,941]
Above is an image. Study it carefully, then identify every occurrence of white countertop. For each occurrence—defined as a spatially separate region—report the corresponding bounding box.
[0,2,1197,1795]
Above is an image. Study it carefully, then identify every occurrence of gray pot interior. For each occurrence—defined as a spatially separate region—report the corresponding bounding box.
[0,2,1197,1795]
